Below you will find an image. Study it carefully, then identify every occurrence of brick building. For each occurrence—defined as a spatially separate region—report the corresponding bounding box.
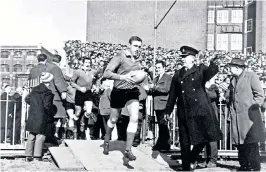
[0,45,54,87]
[86,1,208,50]
[207,0,266,53]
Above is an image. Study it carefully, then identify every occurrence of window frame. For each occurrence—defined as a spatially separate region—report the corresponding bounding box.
[231,9,243,24]
[13,64,23,73]
[217,10,229,24]
[216,34,229,51]
[207,34,214,50]
[207,10,215,23]
[231,34,243,51]
[1,64,10,72]
[246,19,253,33]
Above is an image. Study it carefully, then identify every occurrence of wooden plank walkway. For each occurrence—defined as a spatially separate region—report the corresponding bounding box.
[49,147,85,170]
[64,139,173,171]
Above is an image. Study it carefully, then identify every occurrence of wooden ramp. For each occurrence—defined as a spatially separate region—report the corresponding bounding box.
[49,147,85,170]
[49,139,175,171]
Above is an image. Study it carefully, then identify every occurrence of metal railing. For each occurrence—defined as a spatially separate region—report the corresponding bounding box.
[2,92,266,158]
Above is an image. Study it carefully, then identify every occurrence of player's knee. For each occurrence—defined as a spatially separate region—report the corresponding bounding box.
[129,114,138,123]
[127,121,138,133]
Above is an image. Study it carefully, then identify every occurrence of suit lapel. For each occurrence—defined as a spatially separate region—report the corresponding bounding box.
[153,76,159,84]
[157,73,166,84]
[181,65,197,80]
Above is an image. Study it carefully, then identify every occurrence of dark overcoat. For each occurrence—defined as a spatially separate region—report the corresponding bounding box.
[164,61,223,146]
[228,70,265,144]
[28,63,47,80]
[25,83,56,136]
[46,62,68,118]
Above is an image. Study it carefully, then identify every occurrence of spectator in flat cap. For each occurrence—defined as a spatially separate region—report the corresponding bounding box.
[226,58,265,171]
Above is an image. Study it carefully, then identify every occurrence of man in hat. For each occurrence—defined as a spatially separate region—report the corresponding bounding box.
[25,72,56,162]
[226,58,265,171]
[163,46,223,170]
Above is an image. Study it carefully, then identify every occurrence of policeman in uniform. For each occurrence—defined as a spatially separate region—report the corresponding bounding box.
[163,46,223,171]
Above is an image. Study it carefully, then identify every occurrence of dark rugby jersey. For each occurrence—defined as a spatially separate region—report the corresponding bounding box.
[71,69,99,90]
[103,49,141,89]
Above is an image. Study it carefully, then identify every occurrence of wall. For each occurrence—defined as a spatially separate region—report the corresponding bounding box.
[256,1,266,52]
[86,1,207,50]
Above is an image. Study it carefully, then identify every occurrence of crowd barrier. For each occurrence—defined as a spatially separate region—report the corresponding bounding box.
[1,92,266,158]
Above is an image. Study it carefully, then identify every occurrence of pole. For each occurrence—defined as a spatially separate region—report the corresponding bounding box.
[153,0,158,79]
[214,1,217,51]
[242,1,246,55]
[154,0,177,29]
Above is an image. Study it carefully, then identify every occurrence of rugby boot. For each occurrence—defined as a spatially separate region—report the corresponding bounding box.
[103,142,109,155]
[124,150,136,161]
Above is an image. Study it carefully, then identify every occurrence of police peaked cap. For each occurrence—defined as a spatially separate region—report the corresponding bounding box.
[180,46,199,57]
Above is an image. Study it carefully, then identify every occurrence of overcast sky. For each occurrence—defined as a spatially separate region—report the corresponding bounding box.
[0,0,87,57]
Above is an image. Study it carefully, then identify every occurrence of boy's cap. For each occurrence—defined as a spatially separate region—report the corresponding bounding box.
[40,72,53,83]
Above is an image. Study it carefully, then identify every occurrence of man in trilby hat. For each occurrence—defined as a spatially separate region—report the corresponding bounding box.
[163,46,223,170]
[227,58,265,171]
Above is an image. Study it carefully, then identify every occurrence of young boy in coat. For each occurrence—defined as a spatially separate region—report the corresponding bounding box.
[25,72,55,162]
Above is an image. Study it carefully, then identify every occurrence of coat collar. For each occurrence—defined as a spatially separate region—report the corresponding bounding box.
[180,65,197,80]
[231,70,246,88]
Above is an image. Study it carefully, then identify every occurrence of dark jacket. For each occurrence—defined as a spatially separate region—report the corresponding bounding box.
[164,61,223,146]
[29,63,47,80]
[150,73,172,110]
[11,93,22,125]
[1,92,13,129]
[46,62,68,118]
[205,84,219,118]
[25,83,56,136]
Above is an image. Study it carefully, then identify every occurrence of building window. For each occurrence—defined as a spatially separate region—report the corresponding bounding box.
[26,64,34,73]
[217,34,229,51]
[2,77,10,85]
[231,34,242,51]
[217,10,229,24]
[13,64,23,72]
[14,51,22,58]
[26,51,37,60]
[207,34,214,50]
[246,19,252,32]
[231,10,243,23]
[208,11,215,23]
[246,47,252,53]
[1,64,10,72]
[1,51,10,58]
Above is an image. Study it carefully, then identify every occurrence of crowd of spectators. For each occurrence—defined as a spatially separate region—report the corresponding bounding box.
[64,40,266,84]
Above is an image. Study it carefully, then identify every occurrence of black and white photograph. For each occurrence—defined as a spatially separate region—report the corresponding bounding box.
[1,0,266,171]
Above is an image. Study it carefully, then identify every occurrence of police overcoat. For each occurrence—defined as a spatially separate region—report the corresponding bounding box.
[164,61,223,146]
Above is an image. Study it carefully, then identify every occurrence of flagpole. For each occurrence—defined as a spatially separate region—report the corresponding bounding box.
[153,0,158,80]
